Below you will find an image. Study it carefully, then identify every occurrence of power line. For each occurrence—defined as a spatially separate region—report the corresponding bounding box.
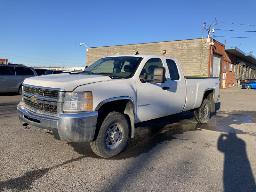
[231,36,249,39]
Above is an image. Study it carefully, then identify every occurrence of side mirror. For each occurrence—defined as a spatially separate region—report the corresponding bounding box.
[153,67,166,83]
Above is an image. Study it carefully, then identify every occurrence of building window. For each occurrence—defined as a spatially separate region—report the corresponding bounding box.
[223,64,226,73]
[229,64,233,72]
[212,55,222,77]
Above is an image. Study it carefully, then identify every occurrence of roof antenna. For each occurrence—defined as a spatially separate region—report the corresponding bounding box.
[203,18,218,43]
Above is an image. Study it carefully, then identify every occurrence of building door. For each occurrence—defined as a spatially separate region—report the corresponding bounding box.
[212,55,221,78]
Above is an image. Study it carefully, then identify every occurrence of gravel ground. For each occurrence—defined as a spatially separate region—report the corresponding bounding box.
[220,87,256,112]
[0,88,256,192]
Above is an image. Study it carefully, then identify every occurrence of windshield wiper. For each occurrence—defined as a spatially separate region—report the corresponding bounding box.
[82,71,122,79]
[69,71,83,74]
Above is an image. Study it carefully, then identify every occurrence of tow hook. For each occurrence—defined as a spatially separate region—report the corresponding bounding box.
[22,122,31,129]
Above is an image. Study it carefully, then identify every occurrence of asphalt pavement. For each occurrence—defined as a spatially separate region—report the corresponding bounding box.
[0,88,256,192]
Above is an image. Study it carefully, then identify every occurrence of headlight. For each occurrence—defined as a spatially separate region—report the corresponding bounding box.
[63,91,93,112]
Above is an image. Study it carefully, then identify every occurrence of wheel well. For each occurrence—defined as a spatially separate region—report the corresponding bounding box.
[18,84,23,94]
[203,89,214,100]
[94,99,135,140]
[203,89,215,113]
[98,100,130,115]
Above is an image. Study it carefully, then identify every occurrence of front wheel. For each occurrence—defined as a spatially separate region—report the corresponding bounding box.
[90,112,130,158]
[194,99,211,124]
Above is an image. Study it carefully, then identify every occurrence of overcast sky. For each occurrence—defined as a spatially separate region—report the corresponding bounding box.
[1,0,256,67]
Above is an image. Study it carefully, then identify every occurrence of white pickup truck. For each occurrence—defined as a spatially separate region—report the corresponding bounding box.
[18,55,220,158]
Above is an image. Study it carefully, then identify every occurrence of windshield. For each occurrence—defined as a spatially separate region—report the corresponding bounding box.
[83,56,143,79]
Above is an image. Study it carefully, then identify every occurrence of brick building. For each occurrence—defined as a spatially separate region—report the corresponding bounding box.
[226,48,256,85]
[86,38,256,88]
[0,58,8,64]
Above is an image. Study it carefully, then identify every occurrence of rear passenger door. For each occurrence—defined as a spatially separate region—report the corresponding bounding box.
[0,66,16,92]
[163,59,186,113]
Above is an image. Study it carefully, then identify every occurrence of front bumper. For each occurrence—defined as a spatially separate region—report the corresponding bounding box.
[17,103,98,142]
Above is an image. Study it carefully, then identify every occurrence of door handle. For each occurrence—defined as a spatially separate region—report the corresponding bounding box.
[162,86,169,90]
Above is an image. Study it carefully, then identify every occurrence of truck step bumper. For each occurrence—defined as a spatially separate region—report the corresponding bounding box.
[17,103,98,142]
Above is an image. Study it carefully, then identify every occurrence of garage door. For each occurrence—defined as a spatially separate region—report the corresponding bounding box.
[212,55,221,78]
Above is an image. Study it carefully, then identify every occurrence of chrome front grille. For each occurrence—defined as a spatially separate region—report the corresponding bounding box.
[23,86,58,99]
[23,85,60,115]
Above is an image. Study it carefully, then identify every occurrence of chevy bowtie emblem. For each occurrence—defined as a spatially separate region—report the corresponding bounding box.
[31,96,37,103]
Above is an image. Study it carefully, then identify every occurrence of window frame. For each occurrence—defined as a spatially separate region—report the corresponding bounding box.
[139,58,165,82]
[165,59,180,80]
[229,64,233,72]
[0,66,15,76]
[15,66,35,76]
[85,56,143,79]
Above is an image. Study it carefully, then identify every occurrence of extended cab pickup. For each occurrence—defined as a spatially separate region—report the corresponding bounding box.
[17,55,220,158]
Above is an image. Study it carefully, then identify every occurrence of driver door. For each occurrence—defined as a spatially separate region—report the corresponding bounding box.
[136,58,185,122]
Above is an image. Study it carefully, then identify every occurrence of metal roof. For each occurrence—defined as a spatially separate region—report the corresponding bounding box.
[226,48,256,65]
[89,37,208,49]
[0,63,25,67]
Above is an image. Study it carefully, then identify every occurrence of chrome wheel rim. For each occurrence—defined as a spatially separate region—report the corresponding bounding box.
[105,123,123,150]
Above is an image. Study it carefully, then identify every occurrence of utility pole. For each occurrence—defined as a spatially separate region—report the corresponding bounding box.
[202,19,218,78]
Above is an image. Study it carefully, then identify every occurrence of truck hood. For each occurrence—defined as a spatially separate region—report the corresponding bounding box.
[23,73,112,91]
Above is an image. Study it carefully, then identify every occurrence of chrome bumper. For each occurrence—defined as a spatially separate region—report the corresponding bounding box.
[17,103,98,142]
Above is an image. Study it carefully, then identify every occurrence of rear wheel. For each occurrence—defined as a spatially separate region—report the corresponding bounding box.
[90,112,130,158]
[194,99,211,124]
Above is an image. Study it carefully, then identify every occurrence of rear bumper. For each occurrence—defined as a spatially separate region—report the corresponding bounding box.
[17,103,98,142]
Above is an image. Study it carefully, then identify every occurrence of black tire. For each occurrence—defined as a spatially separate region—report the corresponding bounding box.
[90,112,130,158]
[194,99,211,124]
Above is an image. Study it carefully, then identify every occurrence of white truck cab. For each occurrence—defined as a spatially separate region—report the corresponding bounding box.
[17,55,220,158]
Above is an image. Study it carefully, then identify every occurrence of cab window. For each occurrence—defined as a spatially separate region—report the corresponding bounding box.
[85,56,143,78]
[0,66,15,75]
[166,59,180,80]
[15,67,34,76]
[140,58,163,81]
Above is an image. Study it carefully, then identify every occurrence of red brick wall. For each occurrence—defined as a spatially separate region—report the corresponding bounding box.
[223,51,236,88]
[0,59,8,64]
[210,40,236,88]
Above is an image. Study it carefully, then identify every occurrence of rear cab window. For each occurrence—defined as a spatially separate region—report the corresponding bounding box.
[15,67,34,76]
[0,66,15,75]
[166,59,180,80]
